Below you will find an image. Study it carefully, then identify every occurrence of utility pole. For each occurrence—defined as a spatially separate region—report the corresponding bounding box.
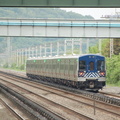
[6,37,11,66]
[79,39,82,54]
[28,47,31,58]
[16,49,19,67]
[64,40,66,55]
[50,43,52,56]
[57,42,59,56]
[32,47,34,57]
[71,39,74,54]
[21,49,24,64]
[44,44,46,57]
[110,39,114,58]
[36,46,38,57]
[39,45,41,57]
[99,39,102,54]
[87,39,89,54]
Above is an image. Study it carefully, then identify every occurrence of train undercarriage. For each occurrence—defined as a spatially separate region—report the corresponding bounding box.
[27,73,105,92]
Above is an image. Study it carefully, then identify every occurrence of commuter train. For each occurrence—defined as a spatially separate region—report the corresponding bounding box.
[26,54,106,91]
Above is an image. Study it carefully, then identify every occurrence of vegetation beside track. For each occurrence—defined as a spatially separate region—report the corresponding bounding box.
[106,55,120,86]
[89,39,120,86]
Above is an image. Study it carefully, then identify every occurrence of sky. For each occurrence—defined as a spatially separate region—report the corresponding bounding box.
[61,8,120,19]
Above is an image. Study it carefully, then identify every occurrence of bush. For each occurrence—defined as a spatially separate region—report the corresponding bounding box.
[11,63,17,69]
[106,54,120,85]
[3,63,9,68]
[19,64,25,70]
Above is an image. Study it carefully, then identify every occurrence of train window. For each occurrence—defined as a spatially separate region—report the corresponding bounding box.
[89,61,94,71]
[97,61,105,71]
[79,61,86,70]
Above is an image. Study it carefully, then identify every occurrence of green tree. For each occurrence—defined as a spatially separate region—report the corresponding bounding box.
[89,39,120,85]
[113,39,120,55]
[106,55,120,85]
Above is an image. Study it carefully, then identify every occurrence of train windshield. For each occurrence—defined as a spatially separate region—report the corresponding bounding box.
[89,61,94,71]
[97,60,105,71]
[79,61,86,70]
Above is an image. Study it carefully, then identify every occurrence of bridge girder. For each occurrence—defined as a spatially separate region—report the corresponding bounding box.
[0,0,120,7]
[0,19,120,38]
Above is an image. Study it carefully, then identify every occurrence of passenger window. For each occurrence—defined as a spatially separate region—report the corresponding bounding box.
[79,61,86,70]
[97,61,105,71]
[89,61,94,71]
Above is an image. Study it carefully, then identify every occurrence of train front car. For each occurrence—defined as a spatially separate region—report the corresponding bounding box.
[78,54,106,91]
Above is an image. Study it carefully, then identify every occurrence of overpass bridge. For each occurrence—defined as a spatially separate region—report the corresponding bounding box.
[0,18,120,38]
[0,0,120,7]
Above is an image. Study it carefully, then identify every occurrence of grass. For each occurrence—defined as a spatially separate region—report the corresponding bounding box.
[0,67,26,72]
[106,81,120,87]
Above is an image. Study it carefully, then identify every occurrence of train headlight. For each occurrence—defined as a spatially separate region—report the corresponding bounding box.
[79,71,85,77]
[99,72,105,77]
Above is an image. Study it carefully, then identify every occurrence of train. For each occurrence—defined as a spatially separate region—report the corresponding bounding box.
[26,54,106,91]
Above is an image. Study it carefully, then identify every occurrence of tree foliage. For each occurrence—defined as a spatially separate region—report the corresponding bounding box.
[106,55,120,85]
[89,39,120,85]
[89,39,120,57]
[0,8,94,19]
[113,39,120,55]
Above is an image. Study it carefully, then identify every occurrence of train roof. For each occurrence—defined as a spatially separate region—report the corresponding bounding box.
[27,54,105,61]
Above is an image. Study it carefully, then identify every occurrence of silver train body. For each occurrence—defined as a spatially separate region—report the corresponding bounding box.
[26,54,106,91]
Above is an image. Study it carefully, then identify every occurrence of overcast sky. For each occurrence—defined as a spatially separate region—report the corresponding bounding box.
[61,8,120,19]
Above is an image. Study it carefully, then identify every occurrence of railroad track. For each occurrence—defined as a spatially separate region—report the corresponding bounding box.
[0,71,120,106]
[99,91,120,100]
[0,72,120,120]
[0,74,93,120]
[1,70,120,103]
[0,98,25,120]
